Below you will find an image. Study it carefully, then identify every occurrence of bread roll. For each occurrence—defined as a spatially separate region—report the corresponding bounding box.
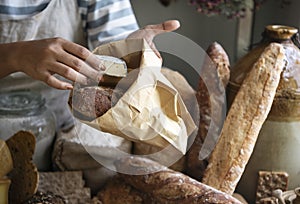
[115,156,242,204]
[202,43,286,194]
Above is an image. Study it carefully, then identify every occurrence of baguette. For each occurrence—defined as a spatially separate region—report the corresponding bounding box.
[115,156,242,204]
[187,42,230,180]
[202,43,286,194]
[206,42,231,88]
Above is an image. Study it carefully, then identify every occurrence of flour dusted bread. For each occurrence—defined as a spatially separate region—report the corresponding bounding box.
[206,42,230,88]
[202,43,286,194]
[115,156,242,204]
[97,176,147,204]
[187,42,230,180]
[71,86,123,121]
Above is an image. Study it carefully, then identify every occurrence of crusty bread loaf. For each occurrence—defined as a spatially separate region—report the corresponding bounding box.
[115,156,242,204]
[202,43,286,194]
[187,42,230,180]
[71,86,113,120]
[206,42,231,88]
[71,86,123,121]
[97,176,147,204]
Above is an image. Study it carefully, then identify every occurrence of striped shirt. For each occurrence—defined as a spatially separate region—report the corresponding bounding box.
[0,0,139,48]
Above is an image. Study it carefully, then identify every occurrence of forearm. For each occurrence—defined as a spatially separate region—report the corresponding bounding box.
[0,42,22,78]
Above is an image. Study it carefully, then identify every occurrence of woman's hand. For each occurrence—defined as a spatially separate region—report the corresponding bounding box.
[127,20,180,58]
[0,37,103,90]
[0,20,180,90]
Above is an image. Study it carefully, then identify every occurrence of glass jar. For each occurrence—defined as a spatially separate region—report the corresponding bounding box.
[227,25,300,203]
[0,91,56,171]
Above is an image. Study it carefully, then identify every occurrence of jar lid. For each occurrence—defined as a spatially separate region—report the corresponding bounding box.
[265,25,298,40]
[0,91,45,116]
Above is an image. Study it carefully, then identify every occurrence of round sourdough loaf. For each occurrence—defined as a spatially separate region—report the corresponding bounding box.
[71,86,123,120]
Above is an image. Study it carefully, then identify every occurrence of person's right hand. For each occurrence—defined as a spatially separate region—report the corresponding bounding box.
[1,38,103,90]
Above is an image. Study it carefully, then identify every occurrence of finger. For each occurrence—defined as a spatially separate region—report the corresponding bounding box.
[50,63,88,85]
[43,73,73,90]
[127,20,181,41]
[85,53,106,71]
[56,52,102,82]
[61,39,91,60]
[144,20,180,34]
[77,60,103,82]
[161,20,180,31]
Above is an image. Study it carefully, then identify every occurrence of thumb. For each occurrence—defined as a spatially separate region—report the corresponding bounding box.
[144,20,180,35]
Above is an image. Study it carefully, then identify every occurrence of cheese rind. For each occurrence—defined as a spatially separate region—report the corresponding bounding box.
[96,55,127,77]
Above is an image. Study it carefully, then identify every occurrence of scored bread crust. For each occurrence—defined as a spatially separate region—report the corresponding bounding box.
[202,43,286,195]
[115,156,242,204]
[206,42,230,88]
[187,42,230,180]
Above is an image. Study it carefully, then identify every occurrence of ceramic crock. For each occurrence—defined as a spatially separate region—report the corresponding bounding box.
[227,25,300,203]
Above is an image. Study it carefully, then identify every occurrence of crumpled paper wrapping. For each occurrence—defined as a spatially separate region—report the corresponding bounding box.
[70,39,197,154]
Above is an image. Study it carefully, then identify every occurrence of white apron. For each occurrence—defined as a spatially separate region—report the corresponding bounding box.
[0,0,86,130]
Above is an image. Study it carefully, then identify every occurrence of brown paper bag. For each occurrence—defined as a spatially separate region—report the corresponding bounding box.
[70,39,196,154]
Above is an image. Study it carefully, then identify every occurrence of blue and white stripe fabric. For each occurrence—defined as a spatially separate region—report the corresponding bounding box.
[0,0,139,48]
[81,0,139,47]
[0,0,50,20]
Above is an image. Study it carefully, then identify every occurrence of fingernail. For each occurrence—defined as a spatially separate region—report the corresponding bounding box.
[98,75,103,82]
[66,85,73,90]
[99,63,106,71]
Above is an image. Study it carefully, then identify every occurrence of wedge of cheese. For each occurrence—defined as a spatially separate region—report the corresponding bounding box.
[97,55,127,77]
[0,139,13,178]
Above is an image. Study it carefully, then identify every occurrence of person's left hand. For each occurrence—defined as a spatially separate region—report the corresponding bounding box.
[127,20,180,58]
